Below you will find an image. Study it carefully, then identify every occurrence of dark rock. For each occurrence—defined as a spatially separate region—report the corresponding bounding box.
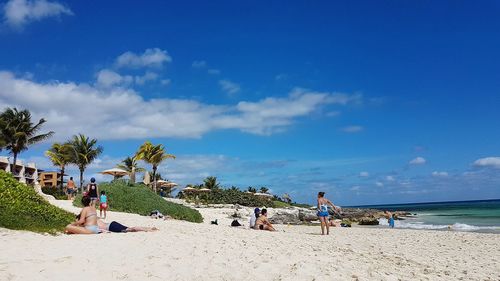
[358,217,380,225]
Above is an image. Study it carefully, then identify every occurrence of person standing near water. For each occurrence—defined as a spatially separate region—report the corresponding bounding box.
[317,192,338,235]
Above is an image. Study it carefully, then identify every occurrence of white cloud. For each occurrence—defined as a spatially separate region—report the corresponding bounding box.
[409,156,426,165]
[341,126,363,133]
[191,60,207,68]
[350,185,360,191]
[96,69,133,87]
[386,175,395,182]
[375,181,384,187]
[473,157,500,169]
[115,48,171,69]
[207,69,220,75]
[219,79,240,96]
[0,72,361,140]
[359,171,369,177]
[160,79,171,86]
[134,72,158,85]
[432,171,449,177]
[3,0,72,28]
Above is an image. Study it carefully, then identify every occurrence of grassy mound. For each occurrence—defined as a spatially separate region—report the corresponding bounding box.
[0,170,75,233]
[74,181,203,223]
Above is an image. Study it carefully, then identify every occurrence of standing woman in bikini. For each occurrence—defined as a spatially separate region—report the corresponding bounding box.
[317,191,338,235]
[65,196,99,234]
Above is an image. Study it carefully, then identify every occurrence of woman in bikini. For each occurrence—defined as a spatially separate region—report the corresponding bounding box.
[65,196,99,234]
[317,191,339,235]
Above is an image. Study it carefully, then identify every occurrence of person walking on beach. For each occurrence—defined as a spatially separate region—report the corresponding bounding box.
[87,177,99,205]
[99,191,108,219]
[66,177,76,200]
[317,192,338,235]
[255,209,276,231]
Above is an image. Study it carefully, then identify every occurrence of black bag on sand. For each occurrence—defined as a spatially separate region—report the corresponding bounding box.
[231,219,242,227]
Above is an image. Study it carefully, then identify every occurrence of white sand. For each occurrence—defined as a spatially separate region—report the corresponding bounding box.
[1,200,499,281]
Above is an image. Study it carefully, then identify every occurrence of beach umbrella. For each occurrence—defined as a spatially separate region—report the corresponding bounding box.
[198,188,211,192]
[254,192,273,197]
[157,180,178,187]
[101,168,128,180]
[183,187,197,192]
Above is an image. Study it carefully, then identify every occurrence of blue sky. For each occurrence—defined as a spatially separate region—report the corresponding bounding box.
[1,0,499,205]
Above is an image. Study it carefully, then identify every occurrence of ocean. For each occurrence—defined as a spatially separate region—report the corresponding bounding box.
[354,199,500,233]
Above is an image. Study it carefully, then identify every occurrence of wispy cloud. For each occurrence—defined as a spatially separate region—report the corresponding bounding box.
[409,156,426,165]
[218,79,240,96]
[191,60,207,68]
[3,0,72,29]
[473,157,500,169]
[432,171,448,177]
[359,171,369,177]
[341,125,363,133]
[207,69,220,75]
[115,48,171,69]
[0,71,362,140]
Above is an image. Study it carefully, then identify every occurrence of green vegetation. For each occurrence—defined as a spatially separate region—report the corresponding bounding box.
[0,107,54,167]
[45,143,73,189]
[179,177,312,208]
[69,134,103,190]
[135,141,175,192]
[41,186,67,200]
[116,156,145,184]
[73,180,202,223]
[0,170,74,233]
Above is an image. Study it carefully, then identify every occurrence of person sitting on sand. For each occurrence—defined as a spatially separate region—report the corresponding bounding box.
[317,191,339,235]
[65,196,99,234]
[385,210,395,228]
[249,207,260,228]
[254,209,276,231]
[96,219,158,233]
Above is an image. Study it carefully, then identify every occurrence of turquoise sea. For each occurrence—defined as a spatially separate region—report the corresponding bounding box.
[355,199,500,233]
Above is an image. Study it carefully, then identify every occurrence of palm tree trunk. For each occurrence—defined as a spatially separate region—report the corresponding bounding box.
[79,169,84,192]
[60,166,65,190]
[152,166,157,193]
[12,153,18,175]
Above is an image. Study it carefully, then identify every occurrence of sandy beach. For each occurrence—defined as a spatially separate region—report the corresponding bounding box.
[0,200,498,281]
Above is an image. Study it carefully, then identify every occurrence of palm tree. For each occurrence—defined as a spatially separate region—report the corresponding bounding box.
[149,172,164,181]
[282,193,292,204]
[45,143,72,189]
[247,186,257,193]
[117,156,145,184]
[203,176,220,190]
[259,186,269,194]
[135,141,175,192]
[68,134,103,190]
[0,108,54,169]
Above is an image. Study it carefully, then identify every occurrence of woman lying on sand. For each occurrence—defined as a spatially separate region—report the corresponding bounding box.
[65,196,99,234]
[97,220,158,233]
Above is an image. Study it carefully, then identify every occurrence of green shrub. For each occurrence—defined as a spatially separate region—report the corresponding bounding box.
[74,181,203,223]
[0,170,75,233]
[182,188,274,207]
[41,186,67,200]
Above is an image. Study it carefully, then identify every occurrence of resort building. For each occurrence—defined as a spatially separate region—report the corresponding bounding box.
[0,156,39,185]
[38,171,66,188]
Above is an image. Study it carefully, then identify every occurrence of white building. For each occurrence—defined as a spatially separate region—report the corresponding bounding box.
[0,156,39,185]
